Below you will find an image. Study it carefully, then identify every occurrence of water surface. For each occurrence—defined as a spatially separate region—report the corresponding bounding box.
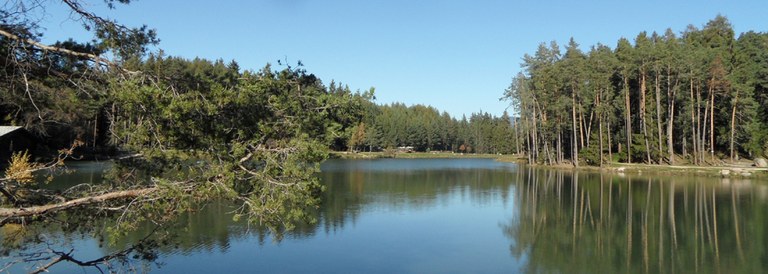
[2,158,767,273]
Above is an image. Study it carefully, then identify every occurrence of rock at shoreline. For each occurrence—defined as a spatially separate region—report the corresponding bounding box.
[720,169,731,176]
[755,158,768,168]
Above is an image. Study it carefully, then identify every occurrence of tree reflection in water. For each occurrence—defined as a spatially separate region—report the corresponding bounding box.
[503,166,768,273]
[5,160,767,273]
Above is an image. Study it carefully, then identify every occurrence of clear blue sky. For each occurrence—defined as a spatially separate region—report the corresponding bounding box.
[39,0,768,118]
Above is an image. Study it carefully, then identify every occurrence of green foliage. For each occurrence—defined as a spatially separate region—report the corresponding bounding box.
[578,144,600,166]
[363,103,514,154]
[2,9,371,243]
[101,62,371,232]
[0,1,373,271]
[504,15,768,165]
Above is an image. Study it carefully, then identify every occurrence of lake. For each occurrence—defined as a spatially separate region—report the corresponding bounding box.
[2,158,767,273]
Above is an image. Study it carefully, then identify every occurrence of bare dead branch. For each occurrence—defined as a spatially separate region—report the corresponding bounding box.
[0,28,114,68]
[0,187,157,218]
[21,72,43,122]
[27,227,161,274]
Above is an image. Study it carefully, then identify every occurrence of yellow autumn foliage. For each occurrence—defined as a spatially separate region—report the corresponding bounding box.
[4,151,39,184]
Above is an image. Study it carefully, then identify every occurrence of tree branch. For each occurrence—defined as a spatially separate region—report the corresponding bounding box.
[27,227,161,274]
[0,28,115,68]
[21,72,44,122]
[0,187,157,218]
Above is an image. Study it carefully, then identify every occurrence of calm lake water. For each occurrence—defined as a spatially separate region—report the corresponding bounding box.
[3,158,768,273]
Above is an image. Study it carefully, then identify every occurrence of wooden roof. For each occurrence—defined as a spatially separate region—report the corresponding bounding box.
[0,126,24,137]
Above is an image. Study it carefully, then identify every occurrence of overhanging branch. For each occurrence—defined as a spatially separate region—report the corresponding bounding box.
[0,187,157,219]
[0,28,115,68]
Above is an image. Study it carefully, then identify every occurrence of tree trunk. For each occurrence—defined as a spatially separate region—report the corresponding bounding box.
[93,115,98,149]
[572,92,579,167]
[690,77,697,165]
[598,89,604,167]
[599,115,604,167]
[702,96,709,165]
[696,81,702,165]
[545,140,554,165]
[526,118,533,164]
[624,75,632,163]
[586,100,594,147]
[557,124,563,164]
[532,103,539,163]
[730,95,737,162]
[667,91,676,165]
[667,70,676,165]
[709,87,715,163]
[640,71,651,164]
[514,118,521,154]
[608,120,613,162]
[682,140,686,159]
[579,102,586,149]
[655,73,663,164]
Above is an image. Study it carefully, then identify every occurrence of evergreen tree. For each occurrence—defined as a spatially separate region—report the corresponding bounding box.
[504,15,768,166]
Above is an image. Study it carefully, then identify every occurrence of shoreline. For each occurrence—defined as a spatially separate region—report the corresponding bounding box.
[530,162,768,179]
[329,151,506,160]
[330,151,768,178]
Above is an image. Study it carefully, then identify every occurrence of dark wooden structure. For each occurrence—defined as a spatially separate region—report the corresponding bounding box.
[0,126,37,164]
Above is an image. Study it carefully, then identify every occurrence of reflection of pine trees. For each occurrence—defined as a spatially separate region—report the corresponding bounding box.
[17,160,766,272]
[504,167,768,273]
[103,198,326,255]
[318,159,517,232]
[104,159,518,254]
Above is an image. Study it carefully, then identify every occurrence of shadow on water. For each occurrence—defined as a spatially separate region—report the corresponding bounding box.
[503,166,768,273]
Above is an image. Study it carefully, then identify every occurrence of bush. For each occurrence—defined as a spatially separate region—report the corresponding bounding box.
[579,145,601,166]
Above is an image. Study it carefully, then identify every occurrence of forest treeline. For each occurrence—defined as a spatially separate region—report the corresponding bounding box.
[349,102,516,154]
[0,48,516,157]
[503,15,768,166]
